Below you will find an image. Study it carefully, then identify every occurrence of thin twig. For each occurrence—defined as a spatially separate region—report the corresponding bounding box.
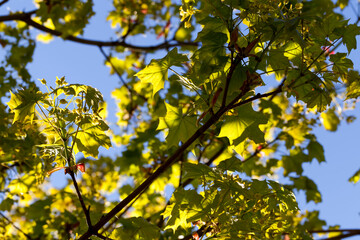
[0,212,33,239]
[0,10,198,51]
[230,80,284,109]
[69,171,93,230]
[98,46,147,101]
[182,225,211,240]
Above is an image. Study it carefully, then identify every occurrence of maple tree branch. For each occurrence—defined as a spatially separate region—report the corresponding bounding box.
[309,229,360,240]
[318,231,360,240]
[230,86,283,109]
[310,229,360,234]
[0,0,9,7]
[79,42,290,238]
[155,145,227,228]
[68,171,93,230]
[79,47,246,240]
[100,187,148,234]
[0,10,198,51]
[0,212,33,239]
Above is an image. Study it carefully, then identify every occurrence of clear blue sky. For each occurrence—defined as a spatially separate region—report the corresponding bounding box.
[1,1,360,238]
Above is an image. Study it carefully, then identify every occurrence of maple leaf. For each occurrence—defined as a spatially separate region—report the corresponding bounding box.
[7,88,45,124]
[135,48,188,96]
[73,121,112,158]
[218,103,268,145]
[157,103,198,147]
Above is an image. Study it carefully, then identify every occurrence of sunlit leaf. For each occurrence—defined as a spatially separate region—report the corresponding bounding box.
[73,122,111,158]
[7,89,45,123]
[218,103,267,144]
[157,102,198,147]
[135,48,188,96]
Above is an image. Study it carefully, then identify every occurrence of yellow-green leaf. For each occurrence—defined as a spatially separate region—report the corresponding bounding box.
[7,89,45,124]
[157,103,198,147]
[135,48,188,96]
[218,104,267,144]
[73,122,112,158]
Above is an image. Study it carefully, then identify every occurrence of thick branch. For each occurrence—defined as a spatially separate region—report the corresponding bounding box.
[310,229,360,234]
[0,11,198,51]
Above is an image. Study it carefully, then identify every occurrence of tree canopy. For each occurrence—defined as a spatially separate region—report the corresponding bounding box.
[1,0,360,239]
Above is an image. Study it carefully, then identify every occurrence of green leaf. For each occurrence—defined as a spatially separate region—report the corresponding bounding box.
[290,176,322,203]
[307,141,325,163]
[302,87,331,112]
[218,103,267,144]
[53,84,104,112]
[281,148,311,176]
[0,198,15,211]
[330,53,354,80]
[74,121,112,158]
[26,198,53,220]
[335,24,360,53]
[163,189,203,232]
[267,49,290,79]
[111,217,161,239]
[7,89,45,123]
[217,157,243,172]
[135,48,188,96]
[183,162,217,181]
[345,70,360,99]
[157,102,198,147]
[284,42,302,60]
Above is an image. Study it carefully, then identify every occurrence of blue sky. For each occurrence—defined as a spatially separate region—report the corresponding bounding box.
[1,1,360,238]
